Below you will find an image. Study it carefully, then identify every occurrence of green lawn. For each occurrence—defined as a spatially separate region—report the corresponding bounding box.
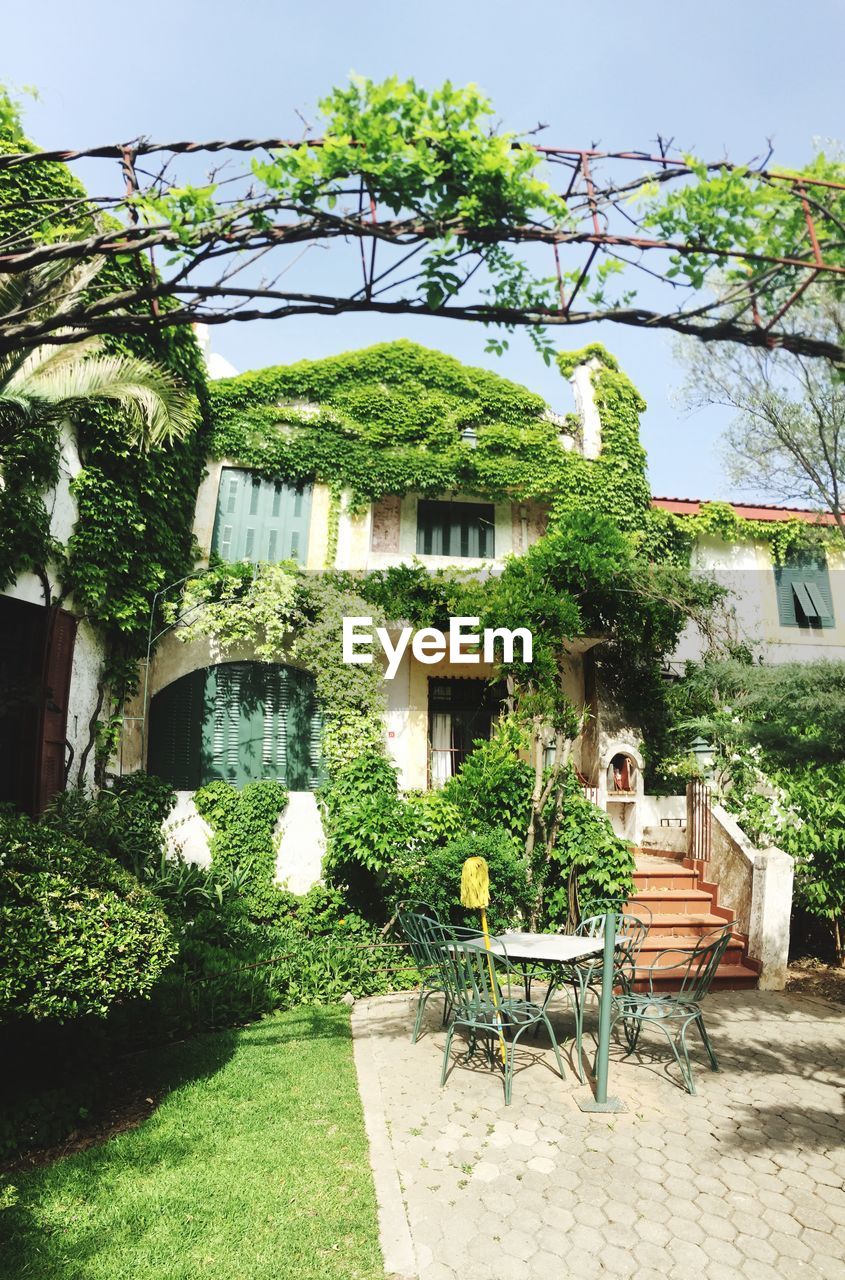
[1,1008,384,1280]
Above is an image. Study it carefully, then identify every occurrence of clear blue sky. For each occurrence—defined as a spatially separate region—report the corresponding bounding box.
[5,0,843,500]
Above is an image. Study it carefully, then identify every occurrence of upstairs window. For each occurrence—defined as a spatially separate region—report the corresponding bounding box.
[211,468,311,564]
[774,550,835,629]
[416,500,495,558]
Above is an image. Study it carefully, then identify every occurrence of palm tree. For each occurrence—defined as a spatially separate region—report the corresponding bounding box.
[0,259,196,451]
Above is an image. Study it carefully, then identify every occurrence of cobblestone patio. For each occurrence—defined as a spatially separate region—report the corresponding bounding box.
[352,988,845,1280]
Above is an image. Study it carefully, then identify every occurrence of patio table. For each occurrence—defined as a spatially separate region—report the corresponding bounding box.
[462,926,625,1111]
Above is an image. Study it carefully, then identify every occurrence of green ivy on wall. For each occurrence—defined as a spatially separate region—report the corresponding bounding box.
[208,339,655,533]
[0,116,211,771]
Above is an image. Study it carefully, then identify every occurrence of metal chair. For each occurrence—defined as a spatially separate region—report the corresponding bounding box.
[567,910,652,1083]
[433,932,567,1106]
[396,904,478,1043]
[396,902,448,1043]
[610,924,732,1095]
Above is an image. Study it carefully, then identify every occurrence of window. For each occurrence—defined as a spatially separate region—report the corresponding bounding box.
[211,468,311,564]
[416,500,495,558]
[148,662,322,790]
[774,551,835,629]
[428,678,503,787]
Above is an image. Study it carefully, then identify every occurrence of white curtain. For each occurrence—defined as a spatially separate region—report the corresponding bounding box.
[430,711,453,786]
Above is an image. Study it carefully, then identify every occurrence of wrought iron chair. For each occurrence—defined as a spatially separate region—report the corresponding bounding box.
[396,901,448,1043]
[396,904,478,1043]
[566,910,652,1083]
[610,924,732,1095]
[433,932,567,1106]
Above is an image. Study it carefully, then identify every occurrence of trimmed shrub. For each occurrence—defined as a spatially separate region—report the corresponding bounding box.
[410,827,533,933]
[0,809,175,1021]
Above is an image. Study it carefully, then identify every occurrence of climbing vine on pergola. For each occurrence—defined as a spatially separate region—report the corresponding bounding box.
[1,77,843,362]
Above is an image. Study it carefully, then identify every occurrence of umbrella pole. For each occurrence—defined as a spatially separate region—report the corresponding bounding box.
[480,907,507,1068]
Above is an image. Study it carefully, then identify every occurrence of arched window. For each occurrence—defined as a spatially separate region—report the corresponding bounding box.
[148,662,321,790]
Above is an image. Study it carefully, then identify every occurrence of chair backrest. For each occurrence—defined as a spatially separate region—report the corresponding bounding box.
[430,931,514,1019]
[575,911,651,978]
[675,925,732,1003]
[396,902,442,972]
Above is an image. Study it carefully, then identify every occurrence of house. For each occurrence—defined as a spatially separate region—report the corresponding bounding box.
[118,344,636,808]
[0,426,106,813]
[653,497,845,669]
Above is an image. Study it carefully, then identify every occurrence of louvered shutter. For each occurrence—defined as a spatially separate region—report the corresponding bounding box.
[148,668,204,790]
[774,556,835,628]
[149,662,322,791]
[212,469,312,565]
[262,664,289,780]
[416,501,495,558]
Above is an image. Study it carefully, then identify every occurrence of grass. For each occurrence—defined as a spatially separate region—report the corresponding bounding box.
[0,1007,384,1280]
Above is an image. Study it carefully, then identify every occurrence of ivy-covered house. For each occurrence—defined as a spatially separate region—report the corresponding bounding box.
[119,342,655,819]
[118,339,845,840]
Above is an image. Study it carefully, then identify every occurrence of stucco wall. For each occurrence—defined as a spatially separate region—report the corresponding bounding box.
[671,534,845,666]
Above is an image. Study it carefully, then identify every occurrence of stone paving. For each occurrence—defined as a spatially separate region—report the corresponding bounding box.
[352,988,845,1280]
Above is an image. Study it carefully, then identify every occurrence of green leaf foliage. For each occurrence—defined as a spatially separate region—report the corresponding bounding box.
[409,828,533,934]
[0,809,175,1021]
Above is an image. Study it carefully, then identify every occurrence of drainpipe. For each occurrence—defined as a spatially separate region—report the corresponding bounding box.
[519,505,529,553]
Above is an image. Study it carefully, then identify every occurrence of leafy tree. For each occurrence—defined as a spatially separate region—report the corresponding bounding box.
[678,296,845,538]
[0,261,195,449]
[481,509,716,915]
[1,78,842,363]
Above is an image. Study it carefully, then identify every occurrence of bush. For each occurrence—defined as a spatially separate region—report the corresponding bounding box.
[321,752,415,916]
[409,827,532,933]
[42,772,176,877]
[542,769,635,928]
[441,722,533,842]
[0,809,175,1021]
[194,779,289,920]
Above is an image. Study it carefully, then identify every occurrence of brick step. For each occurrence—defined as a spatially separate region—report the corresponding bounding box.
[625,888,714,915]
[630,963,760,994]
[632,866,699,890]
[629,911,731,937]
[633,848,686,861]
[636,935,747,967]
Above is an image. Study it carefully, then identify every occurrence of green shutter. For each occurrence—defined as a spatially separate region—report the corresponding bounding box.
[774,555,835,628]
[149,662,322,790]
[416,500,495,558]
[148,669,204,789]
[212,469,312,564]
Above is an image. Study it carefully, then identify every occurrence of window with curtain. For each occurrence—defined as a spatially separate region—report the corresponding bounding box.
[428,678,503,788]
[773,550,835,629]
[416,500,495,558]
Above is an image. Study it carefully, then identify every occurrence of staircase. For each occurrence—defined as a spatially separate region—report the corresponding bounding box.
[625,850,760,991]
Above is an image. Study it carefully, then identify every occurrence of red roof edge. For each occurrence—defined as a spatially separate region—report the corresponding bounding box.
[651,496,837,526]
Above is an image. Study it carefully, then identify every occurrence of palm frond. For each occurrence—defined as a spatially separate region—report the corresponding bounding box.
[5,352,196,447]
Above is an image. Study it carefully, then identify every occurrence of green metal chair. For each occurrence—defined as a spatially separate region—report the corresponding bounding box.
[610,924,732,1095]
[567,910,652,1084]
[396,904,478,1043]
[433,931,567,1106]
[396,902,448,1043]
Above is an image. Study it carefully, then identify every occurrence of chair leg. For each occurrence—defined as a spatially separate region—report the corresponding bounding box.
[570,978,587,1084]
[651,1021,696,1096]
[441,993,452,1026]
[412,989,431,1043]
[695,1014,720,1072]
[539,1013,566,1082]
[440,1024,455,1087]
